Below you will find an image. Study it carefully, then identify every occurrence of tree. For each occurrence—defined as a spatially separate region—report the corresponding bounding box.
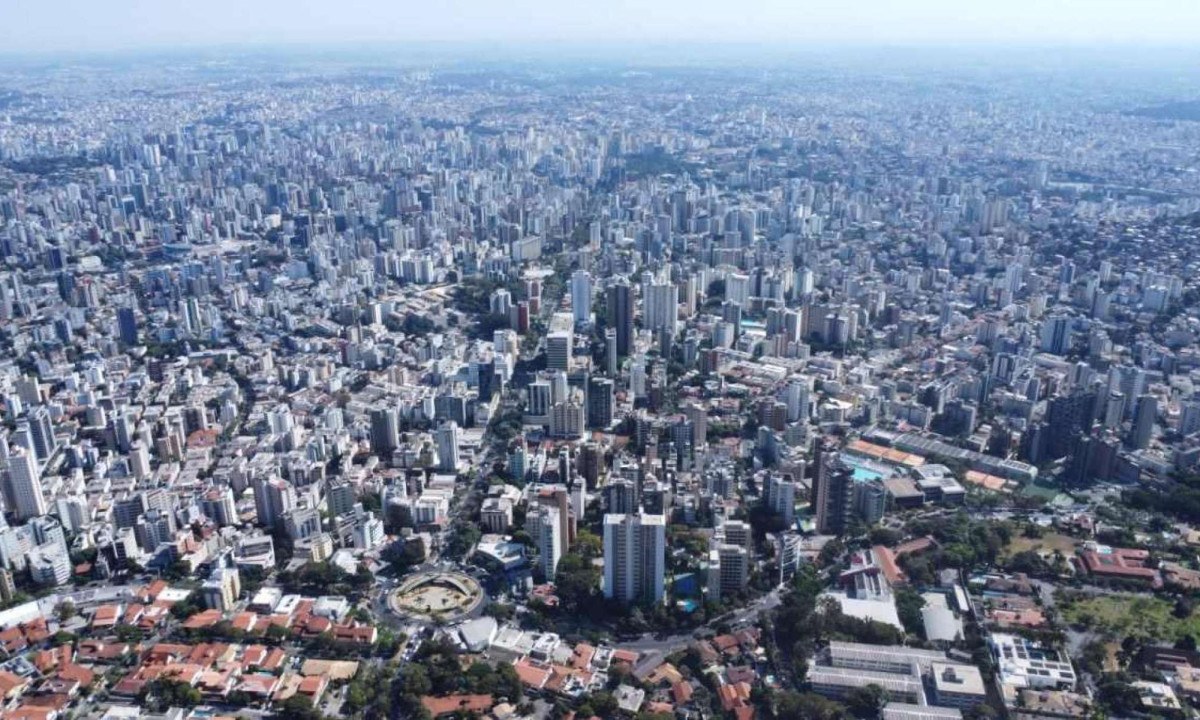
[894,588,926,637]
[395,662,433,697]
[818,538,846,567]
[266,623,292,642]
[1174,596,1196,620]
[1006,550,1050,576]
[867,527,903,547]
[846,684,888,719]
[554,553,599,613]
[964,704,998,720]
[170,590,204,621]
[55,600,76,623]
[775,691,846,720]
[1078,640,1108,677]
[1097,678,1142,716]
[274,694,320,720]
[483,602,515,621]
[143,678,201,710]
[573,530,603,559]
[586,691,618,716]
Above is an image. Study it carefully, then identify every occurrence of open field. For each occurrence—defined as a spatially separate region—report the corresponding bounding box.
[1060,595,1200,641]
[1004,532,1078,558]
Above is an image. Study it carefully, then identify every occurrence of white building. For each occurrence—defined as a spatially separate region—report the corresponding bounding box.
[528,505,562,581]
[5,446,46,520]
[352,511,385,550]
[549,396,585,440]
[603,512,666,606]
[480,497,513,533]
[643,280,678,336]
[28,545,69,586]
[765,473,797,525]
[989,633,1077,694]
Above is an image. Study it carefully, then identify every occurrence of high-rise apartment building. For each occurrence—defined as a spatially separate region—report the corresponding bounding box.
[529,505,562,581]
[4,446,45,521]
[606,278,634,357]
[603,512,666,605]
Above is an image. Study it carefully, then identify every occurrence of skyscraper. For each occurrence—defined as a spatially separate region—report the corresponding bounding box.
[606,278,634,358]
[5,446,46,520]
[604,328,618,376]
[603,512,666,606]
[1129,394,1157,450]
[25,406,57,462]
[707,543,749,603]
[684,403,708,450]
[253,476,297,529]
[547,331,571,372]
[578,442,603,489]
[784,377,812,423]
[1039,314,1071,355]
[571,270,592,324]
[528,504,562,581]
[534,484,573,562]
[370,407,399,456]
[813,447,853,535]
[764,473,797,525]
[117,306,139,345]
[643,279,678,337]
[587,376,615,429]
[436,421,461,471]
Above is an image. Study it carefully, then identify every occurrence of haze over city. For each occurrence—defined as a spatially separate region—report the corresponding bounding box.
[4,0,1200,53]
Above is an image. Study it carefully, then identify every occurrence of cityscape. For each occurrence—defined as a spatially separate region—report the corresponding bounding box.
[0,8,1199,720]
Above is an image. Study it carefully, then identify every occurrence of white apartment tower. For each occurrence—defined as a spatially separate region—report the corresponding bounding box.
[529,505,562,581]
[603,512,666,605]
[5,446,45,521]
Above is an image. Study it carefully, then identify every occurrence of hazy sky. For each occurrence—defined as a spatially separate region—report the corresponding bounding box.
[4,0,1200,54]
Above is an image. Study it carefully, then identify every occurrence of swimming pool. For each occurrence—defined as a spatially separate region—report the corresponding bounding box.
[851,466,885,482]
[841,456,890,482]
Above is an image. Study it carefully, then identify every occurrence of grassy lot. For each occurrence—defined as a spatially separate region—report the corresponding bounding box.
[1005,532,1078,558]
[1059,595,1200,641]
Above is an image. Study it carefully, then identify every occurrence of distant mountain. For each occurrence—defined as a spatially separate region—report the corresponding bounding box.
[1127,100,1200,122]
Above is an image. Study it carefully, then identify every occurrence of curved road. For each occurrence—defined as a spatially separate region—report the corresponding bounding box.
[618,586,785,654]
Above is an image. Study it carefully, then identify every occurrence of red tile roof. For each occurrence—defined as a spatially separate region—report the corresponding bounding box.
[422,694,495,717]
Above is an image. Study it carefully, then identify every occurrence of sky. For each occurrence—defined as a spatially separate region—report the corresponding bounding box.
[3,0,1200,55]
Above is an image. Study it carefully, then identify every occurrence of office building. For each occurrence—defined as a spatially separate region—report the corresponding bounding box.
[369,408,398,457]
[117,306,139,345]
[571,269,592,324]
[436,420,461,471]
[606,278,634,357]
[26,406,57,461]
[587,376,615,429]
[1040,314,1072,355]
[1129,394,1157,450]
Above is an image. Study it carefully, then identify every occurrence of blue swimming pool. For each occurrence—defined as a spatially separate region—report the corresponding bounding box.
[851,466,885,482]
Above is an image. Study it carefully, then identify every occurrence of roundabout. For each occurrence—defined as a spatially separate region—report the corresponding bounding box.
[386,571,485,623]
